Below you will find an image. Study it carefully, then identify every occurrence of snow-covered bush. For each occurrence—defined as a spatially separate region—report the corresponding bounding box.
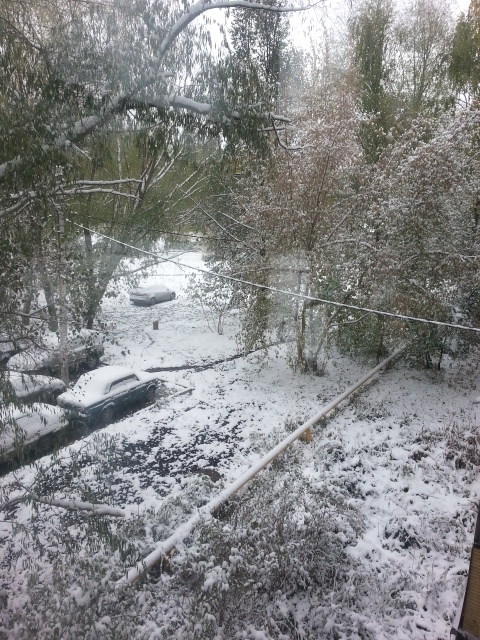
[151,468,365,639]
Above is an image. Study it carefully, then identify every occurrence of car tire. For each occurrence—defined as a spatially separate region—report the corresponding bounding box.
[146,385,156,403]
[102,405,114,424]
[170,292,176,301]
[149,297,157,306]
[85,353,99,370]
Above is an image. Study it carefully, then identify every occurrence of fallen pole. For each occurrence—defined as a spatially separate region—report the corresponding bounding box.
[115,347,404,590]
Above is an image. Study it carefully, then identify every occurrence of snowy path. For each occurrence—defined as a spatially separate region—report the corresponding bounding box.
[0,252,479,638]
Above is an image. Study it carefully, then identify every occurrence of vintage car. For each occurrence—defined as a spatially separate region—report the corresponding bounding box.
[7,329,105,374]
[56,365,158,423]
[2,371,66,405]
[129,285,176,306]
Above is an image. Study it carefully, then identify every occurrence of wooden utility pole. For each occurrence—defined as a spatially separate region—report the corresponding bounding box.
[451,502,480,639]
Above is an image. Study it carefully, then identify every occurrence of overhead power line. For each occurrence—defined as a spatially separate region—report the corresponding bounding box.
[81,214,238,243]
[72,221,480,335]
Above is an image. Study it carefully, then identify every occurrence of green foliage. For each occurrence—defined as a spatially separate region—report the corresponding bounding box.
[449,1,480,98]
[350,0,394,161]
[0,0,294,346]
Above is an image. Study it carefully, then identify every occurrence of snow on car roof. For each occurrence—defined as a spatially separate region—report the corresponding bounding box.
[58,365,157,406]
[7,347,47,370]
[0,403,67,453]
[74,366,139,393]
[132,285,168,292]
[5,371,62,395]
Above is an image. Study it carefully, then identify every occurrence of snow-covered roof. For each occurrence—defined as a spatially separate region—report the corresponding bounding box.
[0,403,67,454]
[7,348,48,371]
[58,366,156,407]
[4,371,65,398]
[131,285,169,293]
[7,329,104,371]
[75,366,138,392]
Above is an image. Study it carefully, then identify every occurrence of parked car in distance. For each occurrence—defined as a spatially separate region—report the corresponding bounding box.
[56,365,159,424]
[130,285,176,306]
[2,371,66,405]
[0,403,68,461]
[7,329,105,374]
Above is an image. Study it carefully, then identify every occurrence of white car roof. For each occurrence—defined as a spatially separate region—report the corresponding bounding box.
[0,403,67,453]
[7,348,47,370]
[4,371,64,396]
[58,366,157,406]
[133,285,168,292]
[7,329,104,370]
[74,366,139,393]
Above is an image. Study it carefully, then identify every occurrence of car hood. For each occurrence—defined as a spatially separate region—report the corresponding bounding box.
[7,349,49,371]
[6,372,66,398]
[0,403,67,453]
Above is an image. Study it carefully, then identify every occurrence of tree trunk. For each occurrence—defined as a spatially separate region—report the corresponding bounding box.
[296,301,307,370]
[22,265,35,326]
[41,269,58,333]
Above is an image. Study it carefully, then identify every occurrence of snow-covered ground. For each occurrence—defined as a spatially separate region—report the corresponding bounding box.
[0,252,479,638]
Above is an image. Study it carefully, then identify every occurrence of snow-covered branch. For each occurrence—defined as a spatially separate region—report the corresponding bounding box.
[0,491,125,517]
[60,188,138,199]
[158,0,310,61]
[33,496,126,517]
[74,179,142,186]
[0,2,309,181]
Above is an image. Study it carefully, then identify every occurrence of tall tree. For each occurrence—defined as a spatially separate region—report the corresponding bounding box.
[395,0,452,114]
[349,0,394,161]
[0,0,308,344]
[449,0,480,101]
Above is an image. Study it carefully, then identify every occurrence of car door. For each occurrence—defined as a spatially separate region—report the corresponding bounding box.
[108,375,139,409]
[159,287,169,301]
[121,374,143,404]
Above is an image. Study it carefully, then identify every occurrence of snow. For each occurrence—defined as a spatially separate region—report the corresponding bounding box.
[6,328,104,371]
[0,403,67,453]
[0,251,479,637]
[2,371,65,399]
[58,366,158,406]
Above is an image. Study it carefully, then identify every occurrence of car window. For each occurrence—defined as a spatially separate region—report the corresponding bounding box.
[109,375,139,392]
[67,338,84,349]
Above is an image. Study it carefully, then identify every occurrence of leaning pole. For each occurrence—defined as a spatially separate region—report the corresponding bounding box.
[115,346,405,590]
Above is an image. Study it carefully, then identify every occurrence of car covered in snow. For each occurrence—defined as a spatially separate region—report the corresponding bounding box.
[1,371,66,405]
[0,403,68,461]
[129,285,176,306]
[7,329,105,374]
[56,365,159,423]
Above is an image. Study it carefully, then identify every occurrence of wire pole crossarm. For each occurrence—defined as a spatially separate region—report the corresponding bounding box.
[115,347,404,590]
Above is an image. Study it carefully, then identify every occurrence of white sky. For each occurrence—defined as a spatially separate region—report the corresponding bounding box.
[203,0,471,62]
[287,0,471,52]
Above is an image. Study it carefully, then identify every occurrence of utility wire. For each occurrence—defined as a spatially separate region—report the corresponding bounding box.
[81,214,237,243]
[72,221,480,335]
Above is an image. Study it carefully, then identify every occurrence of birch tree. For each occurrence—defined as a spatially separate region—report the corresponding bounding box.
[0,0,309,341]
